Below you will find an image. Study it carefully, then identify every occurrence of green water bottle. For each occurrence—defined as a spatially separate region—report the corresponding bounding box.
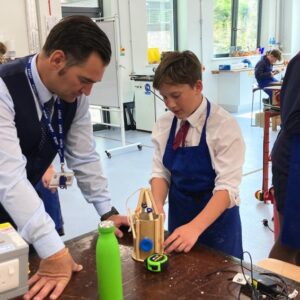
[96,220,123,300]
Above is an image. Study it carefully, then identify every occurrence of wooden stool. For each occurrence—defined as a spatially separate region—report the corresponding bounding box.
[256,258,300,283]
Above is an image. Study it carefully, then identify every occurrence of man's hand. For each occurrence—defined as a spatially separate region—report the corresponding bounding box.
[42,165,57,193]
[163,222,201,254]
[107,214,129,238]
[23,248,83,300]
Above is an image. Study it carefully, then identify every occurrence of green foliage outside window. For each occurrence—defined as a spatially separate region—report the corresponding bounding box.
[213,0,259,56]
[213,0,232,55]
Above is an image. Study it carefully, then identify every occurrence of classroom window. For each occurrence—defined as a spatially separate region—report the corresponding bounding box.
[61,0,103,18]
[146,0,177,53]
[213,0,261,57]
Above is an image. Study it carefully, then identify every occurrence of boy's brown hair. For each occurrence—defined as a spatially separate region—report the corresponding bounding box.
[269,49,282,61]
[153,50,202,90]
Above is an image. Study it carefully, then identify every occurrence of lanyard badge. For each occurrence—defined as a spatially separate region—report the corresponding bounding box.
[26,56,74,189]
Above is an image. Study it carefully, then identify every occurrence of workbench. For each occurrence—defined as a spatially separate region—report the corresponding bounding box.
[11,230,300,300]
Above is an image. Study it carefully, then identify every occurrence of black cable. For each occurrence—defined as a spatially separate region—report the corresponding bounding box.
[238,251,293,300]
[240,251,260,300]
[149,88,165,102]
[262,218,274,233]
[259,272,289,299]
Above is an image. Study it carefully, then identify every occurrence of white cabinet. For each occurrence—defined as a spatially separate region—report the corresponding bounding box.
[133,80,166,132]
[134,81,155,131]
[217,69,255,113]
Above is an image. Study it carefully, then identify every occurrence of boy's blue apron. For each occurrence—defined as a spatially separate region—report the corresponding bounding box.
[163,100,243,259]
[281,133,300,249]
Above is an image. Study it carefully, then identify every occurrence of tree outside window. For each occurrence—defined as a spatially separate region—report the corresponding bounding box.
[213,0,260,57]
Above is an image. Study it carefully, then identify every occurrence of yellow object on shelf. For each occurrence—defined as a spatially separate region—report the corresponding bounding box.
[147,48,160,64]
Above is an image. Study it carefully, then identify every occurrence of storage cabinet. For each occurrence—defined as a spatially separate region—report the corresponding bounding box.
[132,78,166,132]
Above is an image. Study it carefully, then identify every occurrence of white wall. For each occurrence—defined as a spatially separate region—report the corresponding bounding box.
[36,0,62,48]
[0,0,29,56]
[0,0,61,57]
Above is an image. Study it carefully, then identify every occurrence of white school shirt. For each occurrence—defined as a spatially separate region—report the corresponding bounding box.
[151,97,245,207]
[0,54,112,258]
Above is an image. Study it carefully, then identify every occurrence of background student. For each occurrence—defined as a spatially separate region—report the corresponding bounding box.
[255,49,282,101]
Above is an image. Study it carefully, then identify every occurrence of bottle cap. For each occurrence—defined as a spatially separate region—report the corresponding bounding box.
[98,220,115,233]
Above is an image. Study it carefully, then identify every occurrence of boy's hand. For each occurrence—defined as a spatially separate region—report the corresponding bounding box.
[163,222,201,254]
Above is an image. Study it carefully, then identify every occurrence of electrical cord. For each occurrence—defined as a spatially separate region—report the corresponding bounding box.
[239,251,291,299]
[240,251,260,300]
[203,250,294,299]
[262,218,274,233]
[149,88,165,102]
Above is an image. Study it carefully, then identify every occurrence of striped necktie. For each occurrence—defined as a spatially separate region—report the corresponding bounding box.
[173,120,190,150]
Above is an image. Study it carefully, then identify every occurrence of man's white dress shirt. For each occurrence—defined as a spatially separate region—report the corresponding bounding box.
[0,55,112,258]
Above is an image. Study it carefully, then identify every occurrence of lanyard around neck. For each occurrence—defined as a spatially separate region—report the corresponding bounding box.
[26,56,66,171]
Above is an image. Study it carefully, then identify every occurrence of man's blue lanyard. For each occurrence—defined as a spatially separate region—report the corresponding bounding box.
[26,56,66,172]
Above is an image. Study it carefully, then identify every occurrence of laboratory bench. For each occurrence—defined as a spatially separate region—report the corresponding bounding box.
[12,230,300,300]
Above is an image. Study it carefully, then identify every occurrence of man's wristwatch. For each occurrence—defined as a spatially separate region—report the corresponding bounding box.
[100,206,119,221]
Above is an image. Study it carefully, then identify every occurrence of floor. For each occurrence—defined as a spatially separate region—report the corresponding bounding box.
[55,105,280,264]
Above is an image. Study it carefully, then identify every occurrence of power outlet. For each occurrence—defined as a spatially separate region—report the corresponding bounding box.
[0,258,19,293]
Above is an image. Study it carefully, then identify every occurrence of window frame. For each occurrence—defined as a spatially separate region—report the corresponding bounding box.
[146,0,178,52]
[61,0,103,18]
[214,0,262,57]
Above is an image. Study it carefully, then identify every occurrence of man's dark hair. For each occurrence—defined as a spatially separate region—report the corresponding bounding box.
[153,50,202,90]
[42,15,111,67]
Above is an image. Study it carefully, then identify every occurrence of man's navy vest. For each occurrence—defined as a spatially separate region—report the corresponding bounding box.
[0,56,77,185]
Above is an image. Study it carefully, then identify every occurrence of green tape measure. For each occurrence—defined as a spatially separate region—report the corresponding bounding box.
[144,253,168,272]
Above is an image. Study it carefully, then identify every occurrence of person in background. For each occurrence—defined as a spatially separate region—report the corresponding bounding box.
[270,52,300,265]
[35,165,64,236]
[0,41,7,64]
[255,49,282,101]
[0,16,128,300]
[150,51,245,259]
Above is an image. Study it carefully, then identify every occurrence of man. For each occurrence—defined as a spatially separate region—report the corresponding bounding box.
[254,49,282,100]
[270,52,300,265]
[0,15,128,300]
